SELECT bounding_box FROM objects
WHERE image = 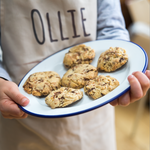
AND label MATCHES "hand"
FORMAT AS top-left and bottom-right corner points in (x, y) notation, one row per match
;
(0, 78), (29, 119)
(110, 70), (150, 106)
